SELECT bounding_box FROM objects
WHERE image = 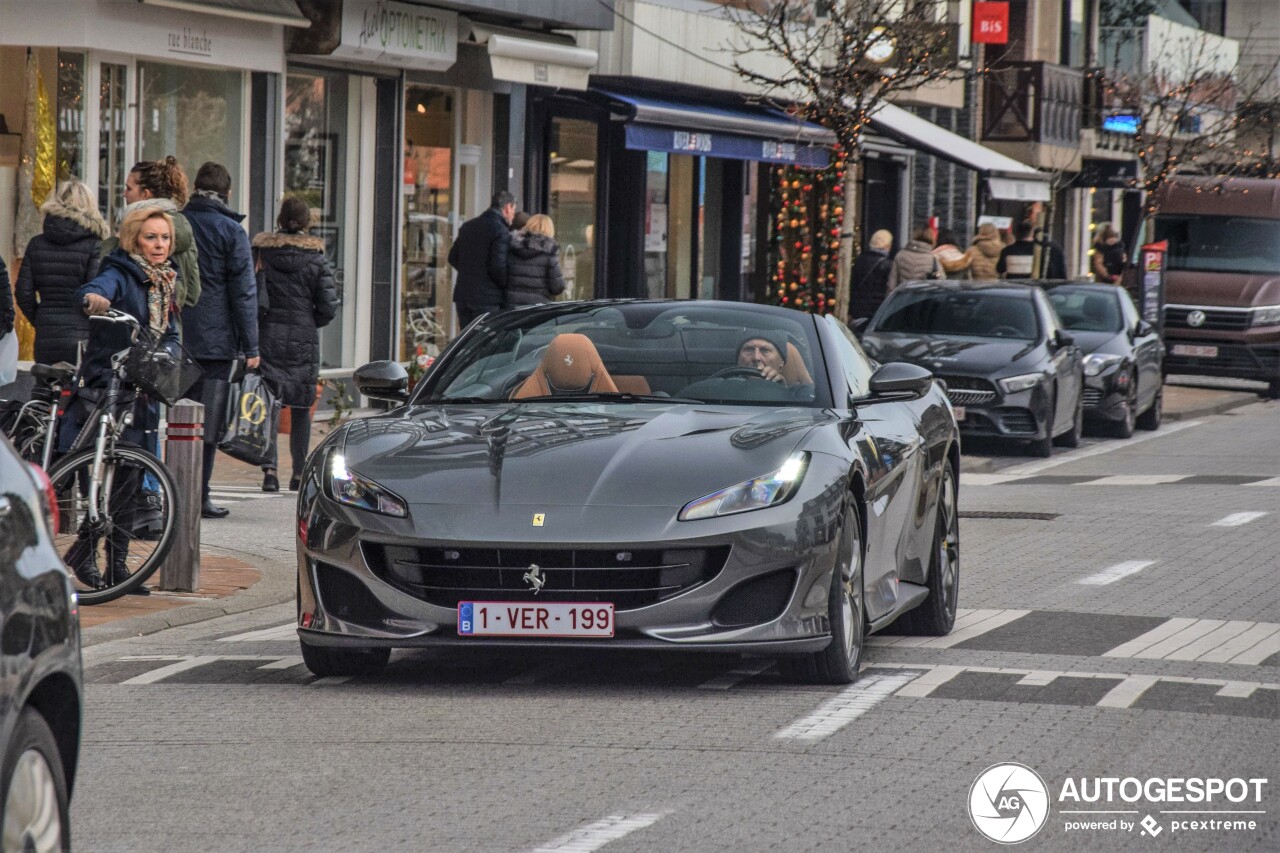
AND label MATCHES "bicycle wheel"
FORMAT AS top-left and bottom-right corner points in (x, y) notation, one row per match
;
(46, 444), (178, 605)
